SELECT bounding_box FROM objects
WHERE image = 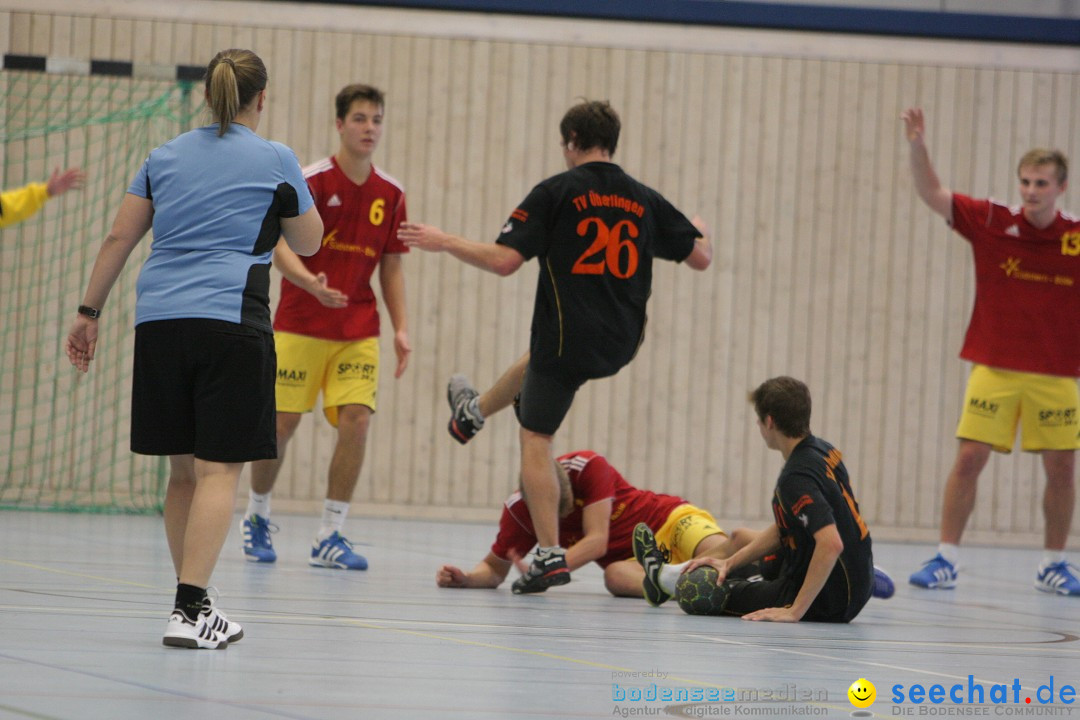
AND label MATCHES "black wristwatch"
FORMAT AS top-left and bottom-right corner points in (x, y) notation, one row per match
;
(77, 305), (101, 319)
